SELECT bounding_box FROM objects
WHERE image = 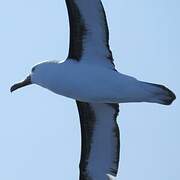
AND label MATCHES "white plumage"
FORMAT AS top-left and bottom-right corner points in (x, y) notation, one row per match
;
(31, 60), (175, 105)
